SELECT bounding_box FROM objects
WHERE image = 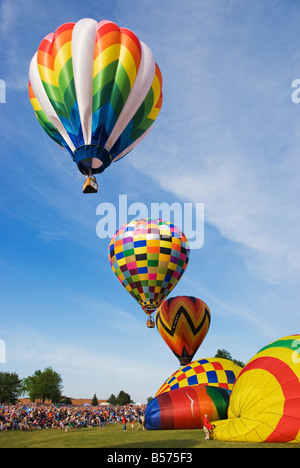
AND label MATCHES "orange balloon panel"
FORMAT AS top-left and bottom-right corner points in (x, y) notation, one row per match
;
(155, 296), (211, 366)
